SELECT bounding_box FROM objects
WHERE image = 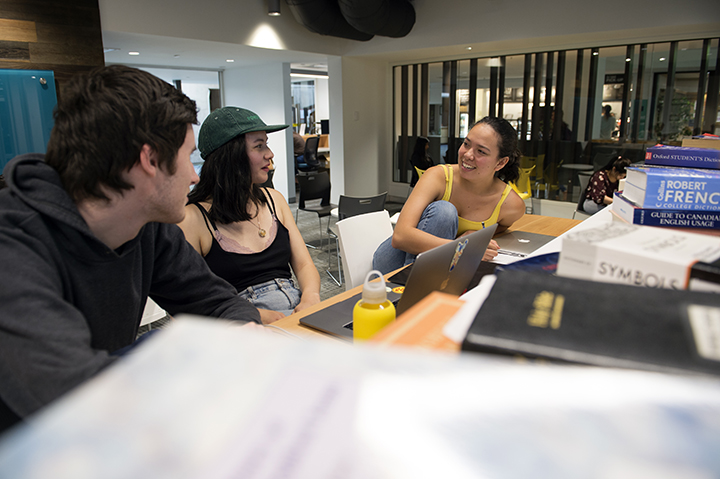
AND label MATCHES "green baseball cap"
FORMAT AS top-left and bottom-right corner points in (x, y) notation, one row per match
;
(198, 107), (289, 159)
